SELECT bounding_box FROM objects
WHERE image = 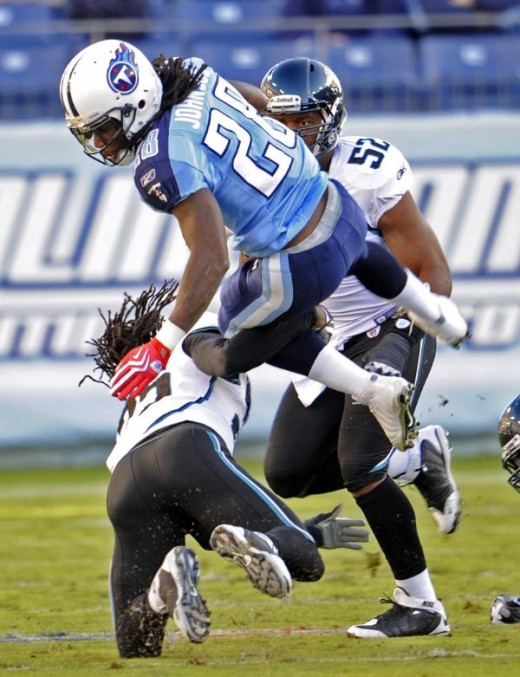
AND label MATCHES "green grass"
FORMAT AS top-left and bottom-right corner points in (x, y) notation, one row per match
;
(0, 453), (518, 676)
